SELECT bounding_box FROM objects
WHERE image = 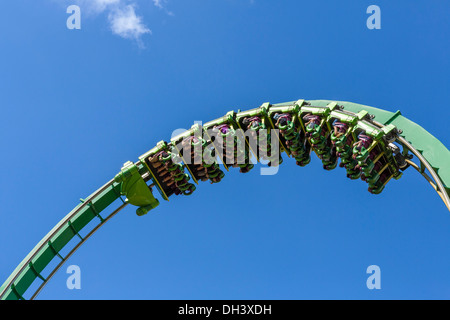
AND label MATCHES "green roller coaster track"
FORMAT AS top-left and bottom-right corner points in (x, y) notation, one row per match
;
(1, 99), (449, 300)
